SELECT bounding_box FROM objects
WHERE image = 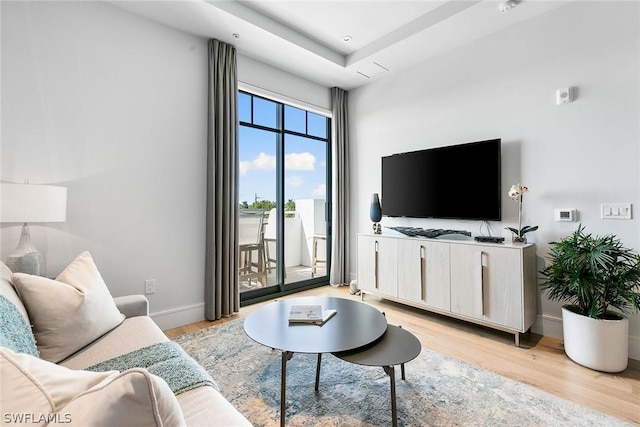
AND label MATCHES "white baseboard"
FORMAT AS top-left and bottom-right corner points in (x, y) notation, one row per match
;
(532, 313), (563, 339)
(150, 303), (205, 331)
(532, 314), (640, 362)
(630, 335), (640, 362)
